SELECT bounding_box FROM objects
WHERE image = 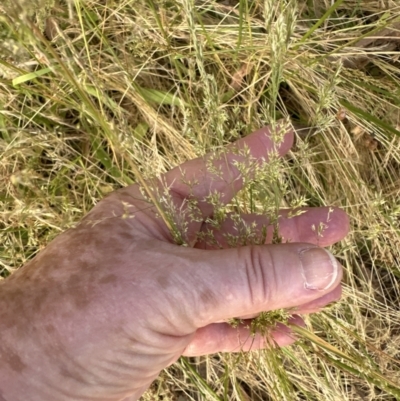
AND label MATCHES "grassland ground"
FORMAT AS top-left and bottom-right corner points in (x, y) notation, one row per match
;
(0, 0), (399, 399)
